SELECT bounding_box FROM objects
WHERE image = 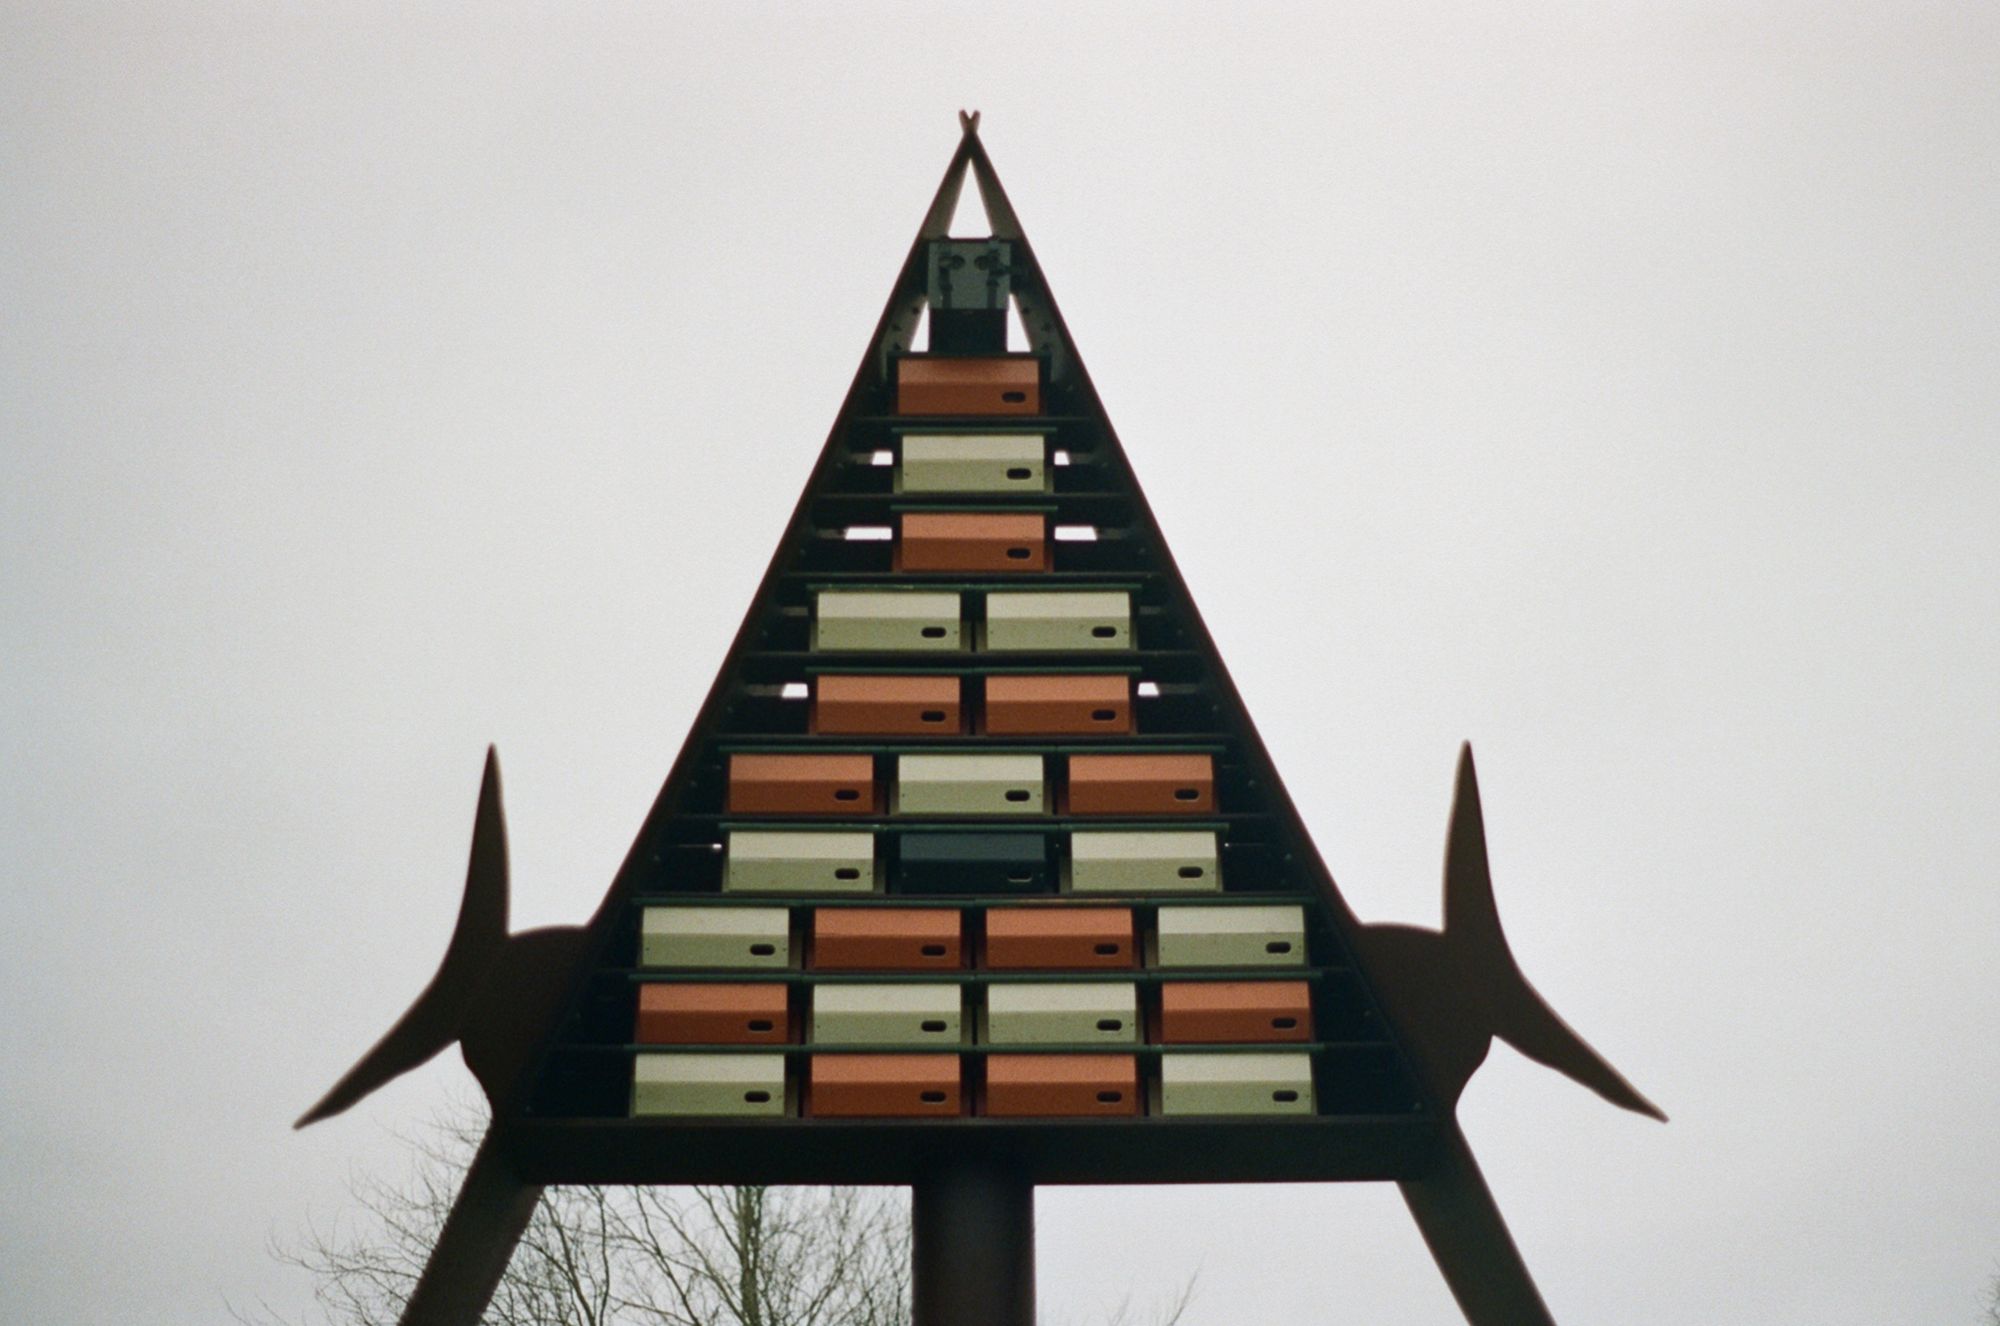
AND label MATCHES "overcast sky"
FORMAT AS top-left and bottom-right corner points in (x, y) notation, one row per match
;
(4, 3), (1998, 1323)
